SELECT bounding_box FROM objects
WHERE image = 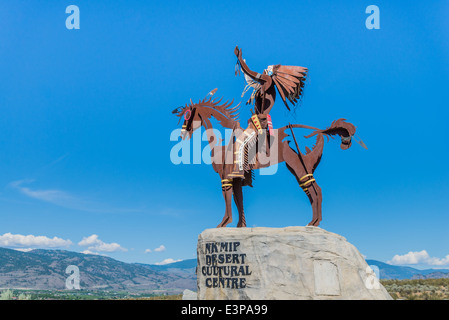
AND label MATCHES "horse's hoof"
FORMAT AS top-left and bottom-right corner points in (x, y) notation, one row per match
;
(217, 218), (231, 228)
